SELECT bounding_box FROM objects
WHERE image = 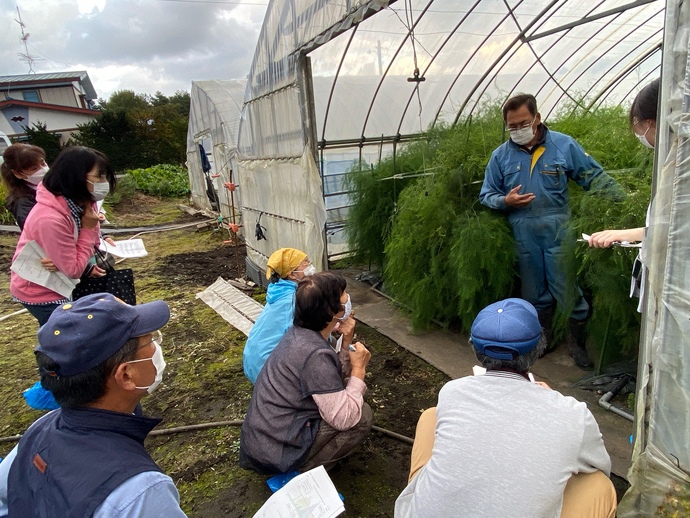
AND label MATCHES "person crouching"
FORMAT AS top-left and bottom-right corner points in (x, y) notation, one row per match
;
(240, 272), (373, 474)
